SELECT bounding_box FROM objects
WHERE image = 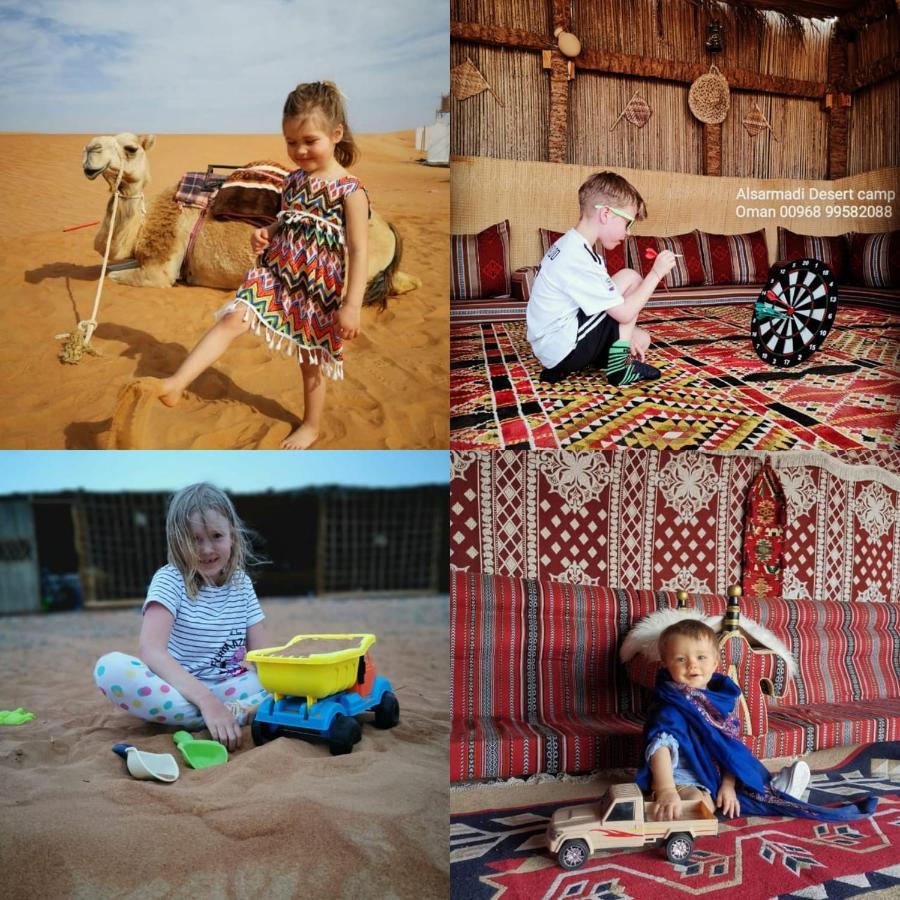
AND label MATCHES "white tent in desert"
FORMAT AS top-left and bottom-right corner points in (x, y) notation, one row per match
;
(416, 95), (449, 166)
